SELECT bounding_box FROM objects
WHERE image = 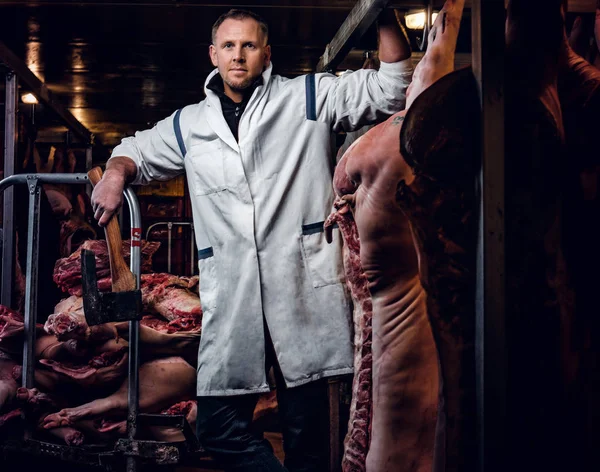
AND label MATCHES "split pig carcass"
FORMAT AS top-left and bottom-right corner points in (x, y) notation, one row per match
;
(326, 0), (598, 471)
